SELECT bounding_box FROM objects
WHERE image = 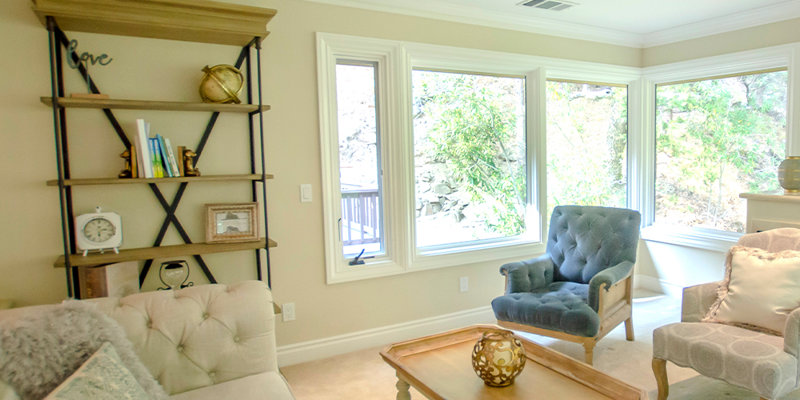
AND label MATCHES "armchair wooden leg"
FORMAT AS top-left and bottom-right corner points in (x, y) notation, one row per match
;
(583, 341), (595, 365)
(624, 317), (634, 341)
(652, 358), (668, 400)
